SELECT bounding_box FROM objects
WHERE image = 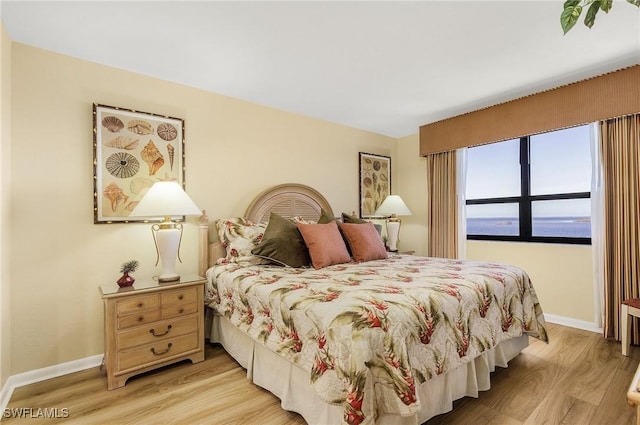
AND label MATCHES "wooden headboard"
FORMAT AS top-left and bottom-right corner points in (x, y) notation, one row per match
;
(198, 183), (334, 277)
